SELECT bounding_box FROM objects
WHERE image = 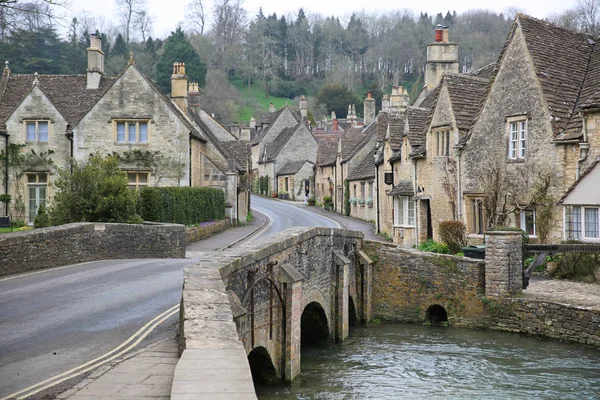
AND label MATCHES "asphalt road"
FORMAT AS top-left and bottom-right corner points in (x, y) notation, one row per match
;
(0, 196), (338, 398)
